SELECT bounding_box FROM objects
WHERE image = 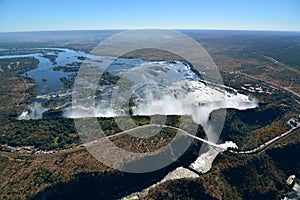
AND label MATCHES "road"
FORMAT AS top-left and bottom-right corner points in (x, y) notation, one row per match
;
(232, 55), (300, 99)
(9, 119), (299, 156)
(2, 123), (223, 155)
(162, 125), (224, 149)
(82, 123), (224, 150)
(227, 59), (300, 154)
(231, 123), (300, 155)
